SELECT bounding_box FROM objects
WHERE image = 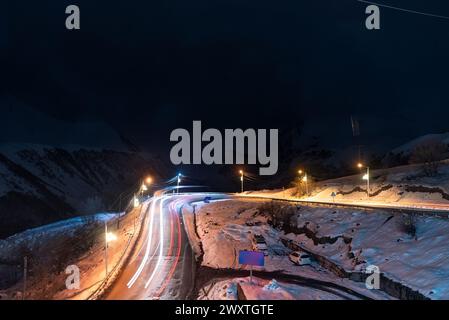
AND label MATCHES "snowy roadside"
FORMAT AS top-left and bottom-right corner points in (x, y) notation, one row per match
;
(189, 199), (393, 300)
(199, 277), (346, 300)
(232, 163), (449, 299)
(280, 205), (449, 299)
(182, 205), (203, 262)
(87, 200), (150, 300)
(0, 201), (150, 300)
(243, 162), (449, 214)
